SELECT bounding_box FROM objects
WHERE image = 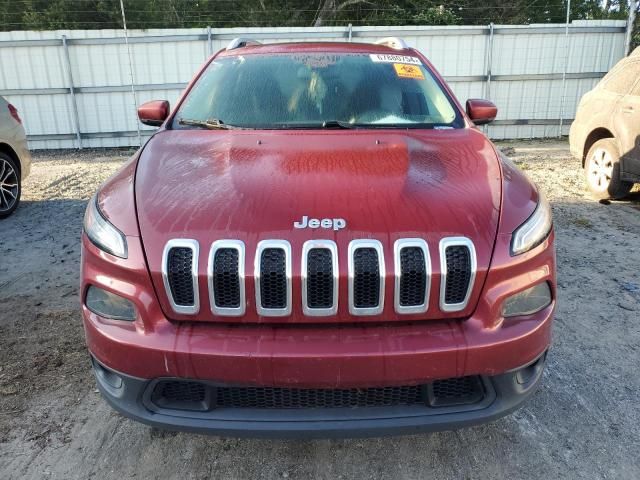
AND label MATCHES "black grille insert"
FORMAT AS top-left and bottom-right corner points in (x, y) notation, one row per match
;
(353, 248), (380, 308)
(444, 245), (472, 305)
(428, 376), (485, 407)
(150, 376), (486, 411)
(306, 248), (333, 309)
(399, 247), (427, 307)
(259, 248), (287, 309)
(167, 247), (194, 306)
(213, 248), (240, 308)
(151, 380), (208, 411)
(215, 385), (424, 409)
